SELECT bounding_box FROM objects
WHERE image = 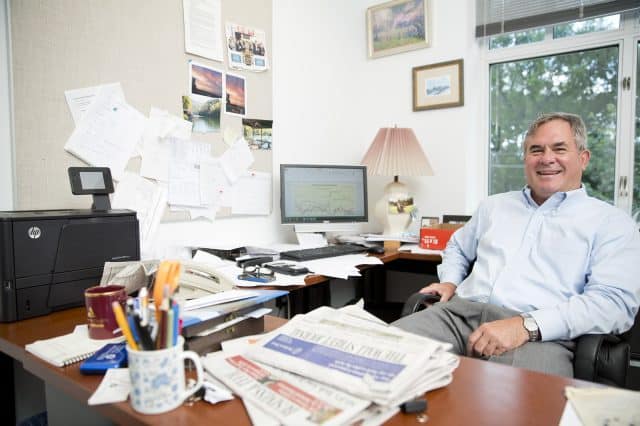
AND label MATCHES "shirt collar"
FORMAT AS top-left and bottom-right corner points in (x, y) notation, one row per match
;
(522, 185), (587, 209)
